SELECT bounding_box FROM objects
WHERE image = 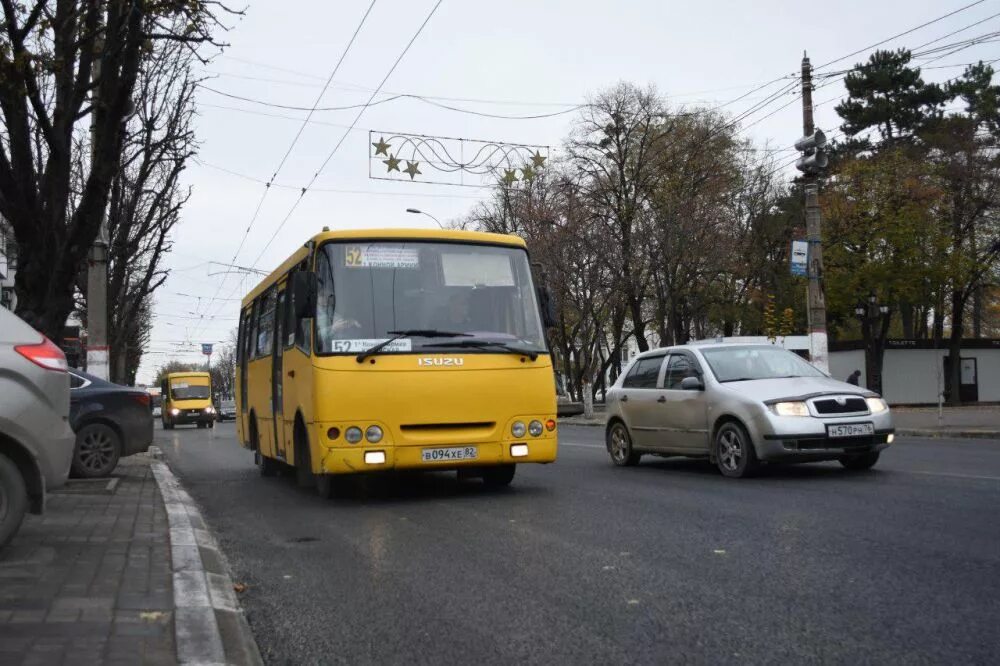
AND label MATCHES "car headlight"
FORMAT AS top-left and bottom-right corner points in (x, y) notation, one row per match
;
(770, 401), (810, 417)
(528, 420), (543, 437)
(365, 425), (383, 443)
(511, 421), (526, 438)
(345, 426), (363, 444)
(866, 397), (888, 414)
(170, 408), (180, 416)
